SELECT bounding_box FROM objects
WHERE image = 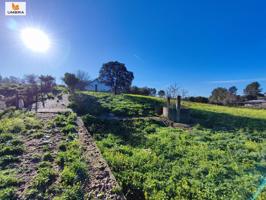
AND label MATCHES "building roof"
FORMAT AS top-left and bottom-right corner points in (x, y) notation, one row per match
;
(244, 100), (266, 104)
